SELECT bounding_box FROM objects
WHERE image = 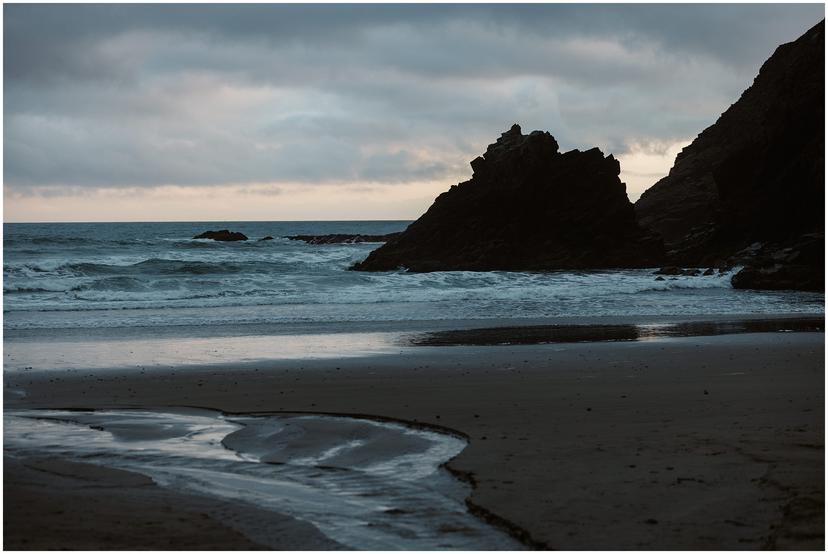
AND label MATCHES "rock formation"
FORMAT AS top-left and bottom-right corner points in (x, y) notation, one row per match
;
(353, 124), (663, 272)
(287, 233), (401, 245)
(730, 233), (824, 292)
(634, 20), (824, 290)
(193, 230), (248, 241)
